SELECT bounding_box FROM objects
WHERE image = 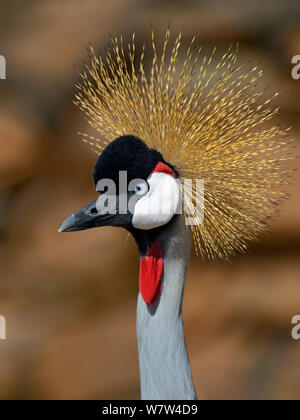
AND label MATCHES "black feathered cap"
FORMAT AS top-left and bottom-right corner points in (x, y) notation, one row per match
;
(93, 135), (165, 186)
